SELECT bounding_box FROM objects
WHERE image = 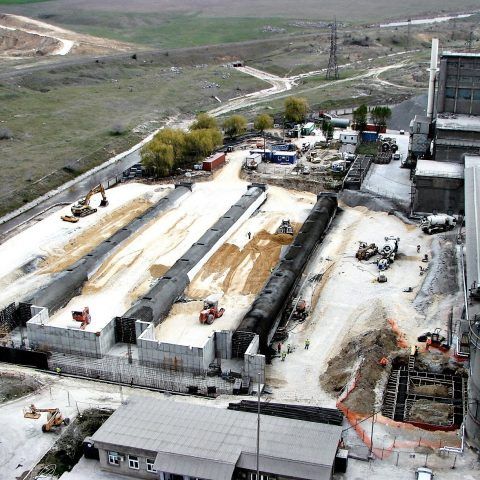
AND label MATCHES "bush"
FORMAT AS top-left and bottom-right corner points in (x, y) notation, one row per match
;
(0, 128), (13, 140)
(109, 123), (127, 136)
